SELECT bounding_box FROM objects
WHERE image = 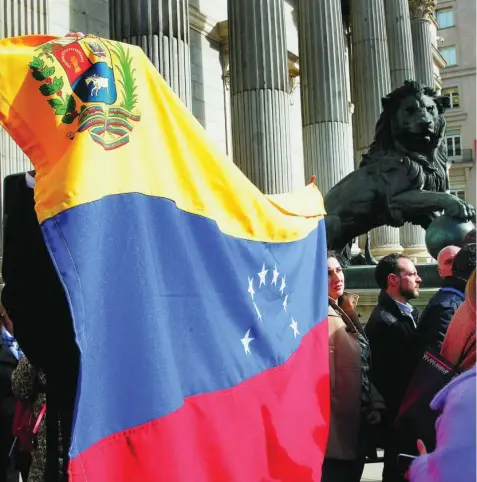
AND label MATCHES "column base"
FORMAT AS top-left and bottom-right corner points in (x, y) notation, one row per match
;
(401, 246), (433, 264)
(400, 223), (432, 263)
(370, 244), (404, 260)
(370, 225), (403, 259)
